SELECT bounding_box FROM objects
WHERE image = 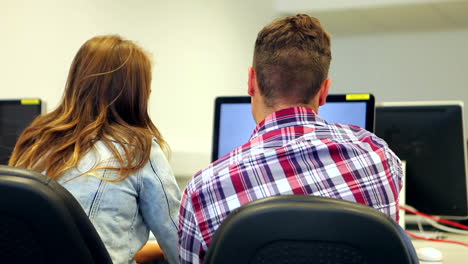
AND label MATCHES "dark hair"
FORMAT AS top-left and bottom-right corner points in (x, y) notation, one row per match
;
(10, 35), (167, 181)
(253, 14), (332, 107)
